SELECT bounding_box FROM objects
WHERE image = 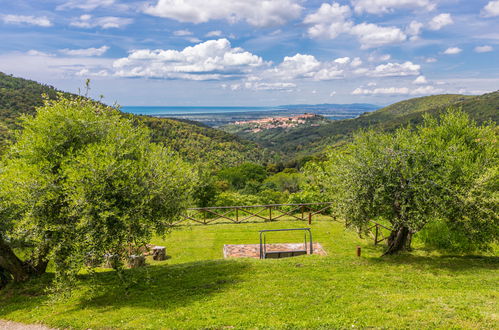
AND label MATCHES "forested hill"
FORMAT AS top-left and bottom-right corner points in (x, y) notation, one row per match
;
(0, 72), (273, 166)
(223, 91), (499, 157)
